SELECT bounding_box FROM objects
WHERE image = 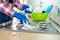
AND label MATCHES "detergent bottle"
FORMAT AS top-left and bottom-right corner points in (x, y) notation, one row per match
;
(45, 5), (53, 14)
